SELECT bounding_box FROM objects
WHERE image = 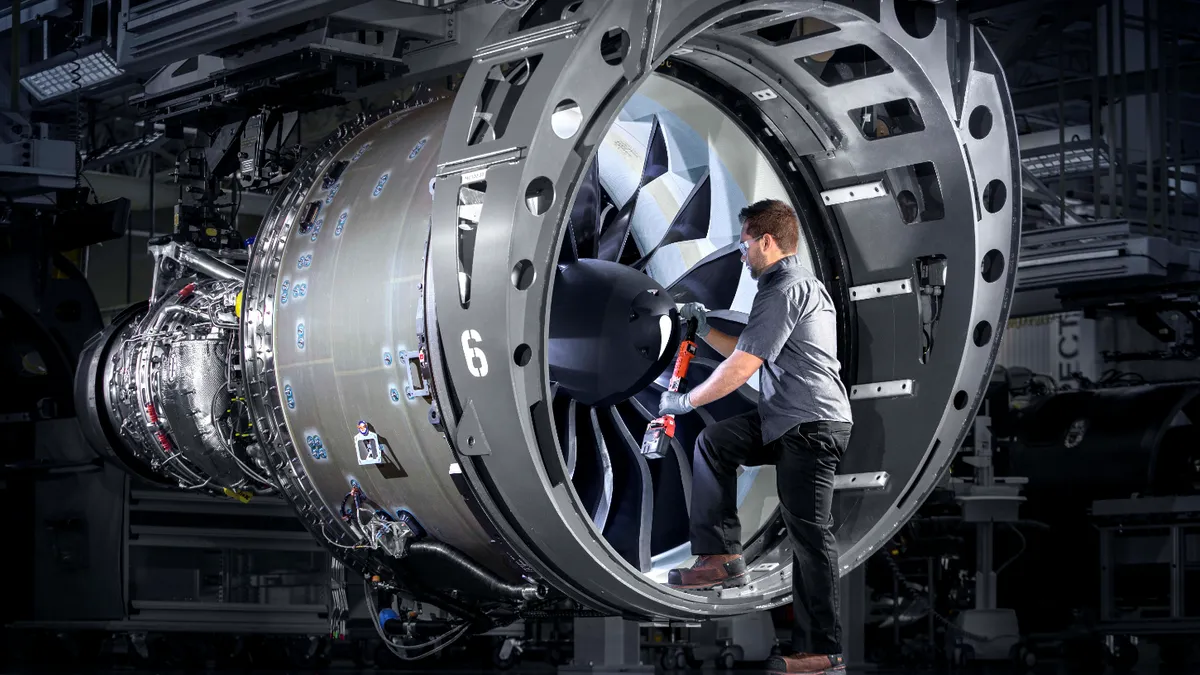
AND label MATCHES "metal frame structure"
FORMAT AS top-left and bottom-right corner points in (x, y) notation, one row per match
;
(418, 0), (1019, 619)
